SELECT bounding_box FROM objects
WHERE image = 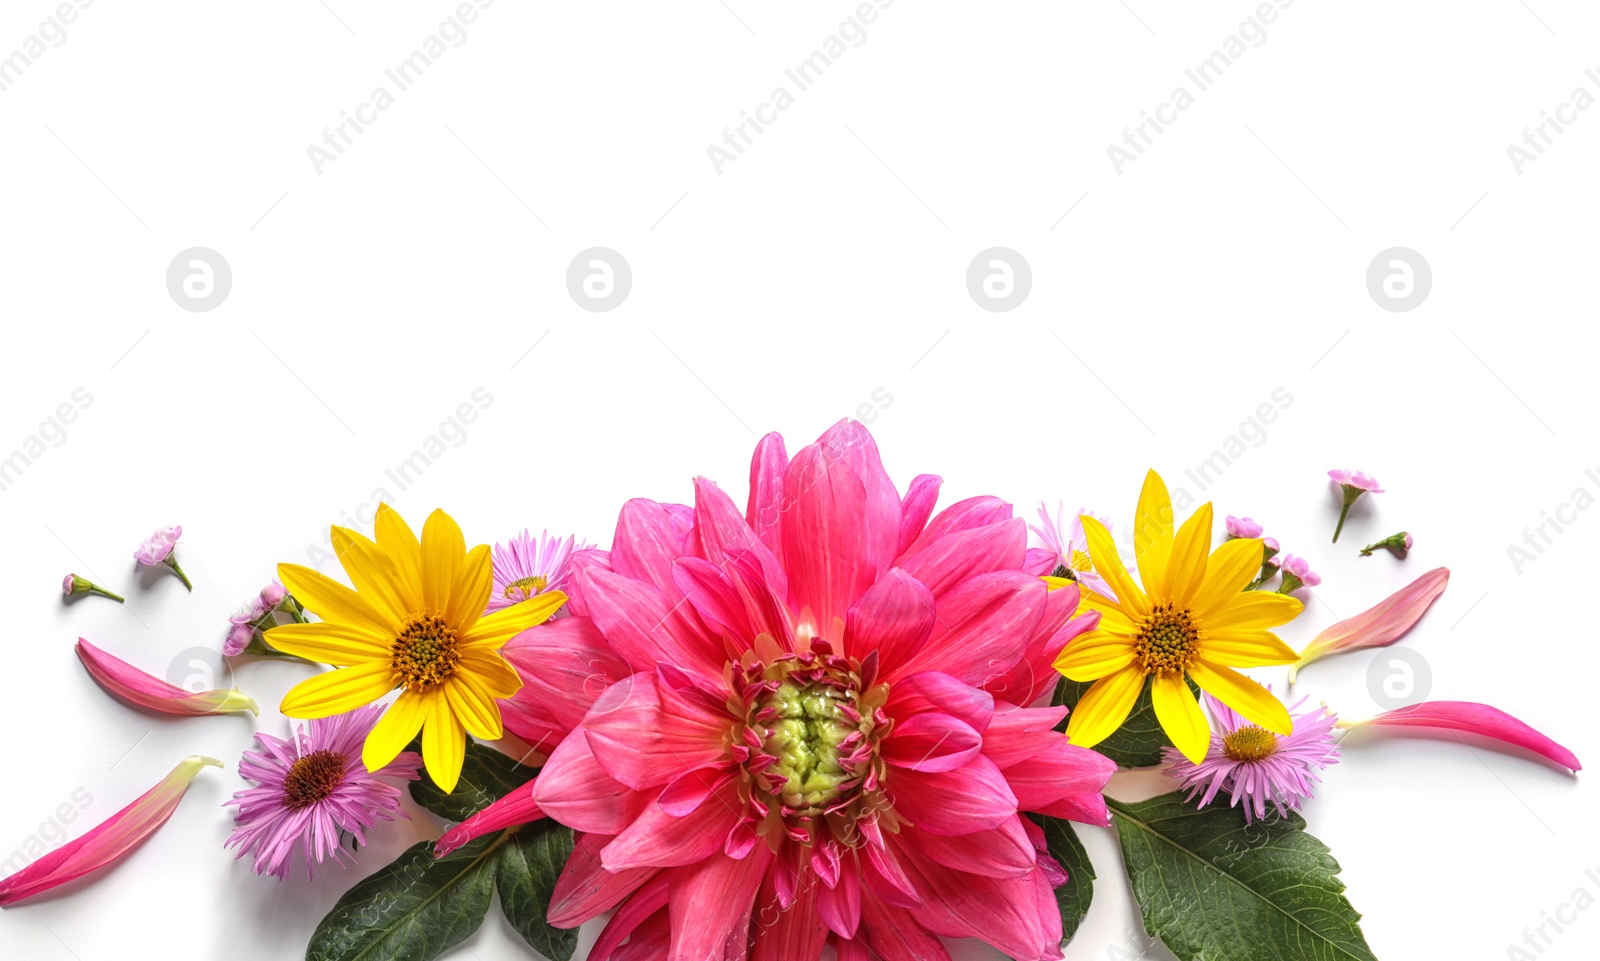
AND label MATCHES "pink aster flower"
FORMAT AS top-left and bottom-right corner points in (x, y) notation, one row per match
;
(62, 573), (124, 602)
(1328, 470), (1383, 543)
(225, 705), (422, 880)
(466, 420), (1114, 961)
(1028, 501), (1113, 599)
(1224, 515), (1263, 539)
(1162, 693), (1339, 824)
(1276, 553), (1321, 594)
(486, 530), (592, 614)
(134, 525), (191, 590)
